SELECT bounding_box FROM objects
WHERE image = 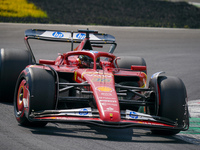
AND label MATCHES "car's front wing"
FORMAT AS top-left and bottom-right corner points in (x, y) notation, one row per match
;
(29, 107), (188, 131)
